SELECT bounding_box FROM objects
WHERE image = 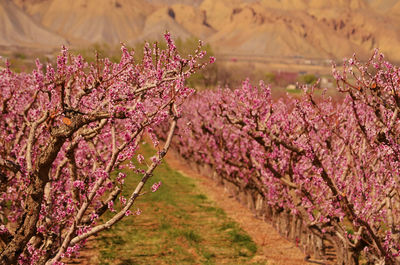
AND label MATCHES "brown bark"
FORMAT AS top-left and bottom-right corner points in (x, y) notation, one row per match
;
(0, 114), (108, 264)
(0, 134), (67, 265)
